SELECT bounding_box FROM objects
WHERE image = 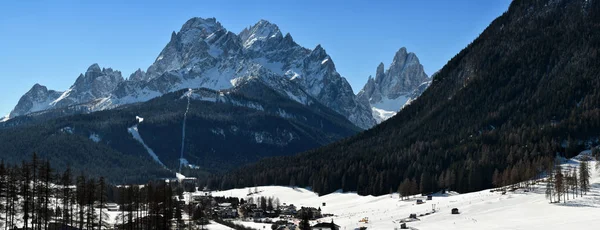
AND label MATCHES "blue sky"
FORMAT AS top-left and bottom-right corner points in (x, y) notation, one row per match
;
(0, 0), (511, 116)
